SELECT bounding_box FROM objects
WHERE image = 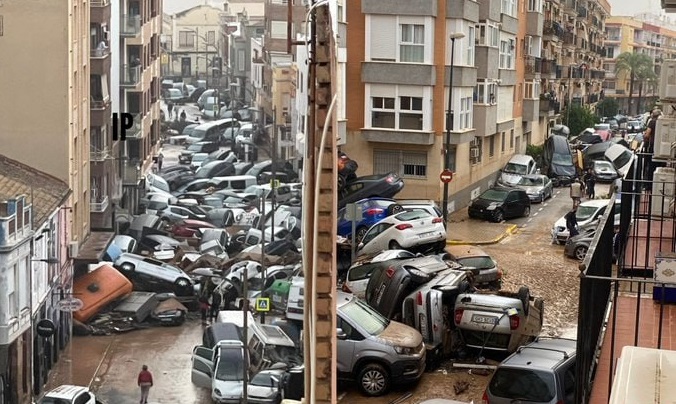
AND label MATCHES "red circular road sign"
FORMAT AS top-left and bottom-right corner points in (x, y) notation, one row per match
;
(440, 169), (454, 183)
